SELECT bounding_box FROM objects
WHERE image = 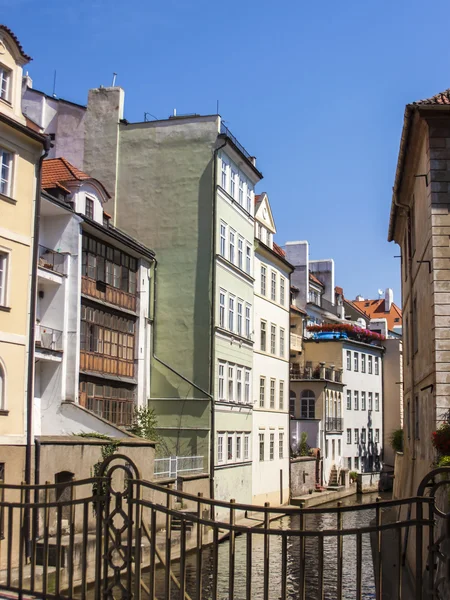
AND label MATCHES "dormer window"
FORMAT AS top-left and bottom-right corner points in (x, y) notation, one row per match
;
(0, 66), (11, 103)
(85, 197), (94, 220)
